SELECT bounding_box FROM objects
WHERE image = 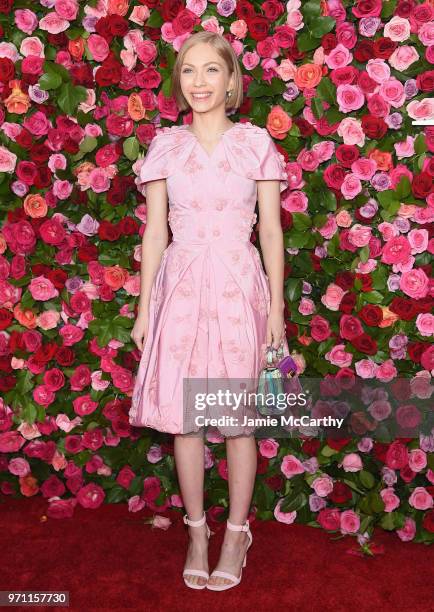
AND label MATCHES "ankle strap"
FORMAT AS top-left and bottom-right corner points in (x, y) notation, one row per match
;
(183, 511), (206, 527)
(227, 519), (250, 532)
